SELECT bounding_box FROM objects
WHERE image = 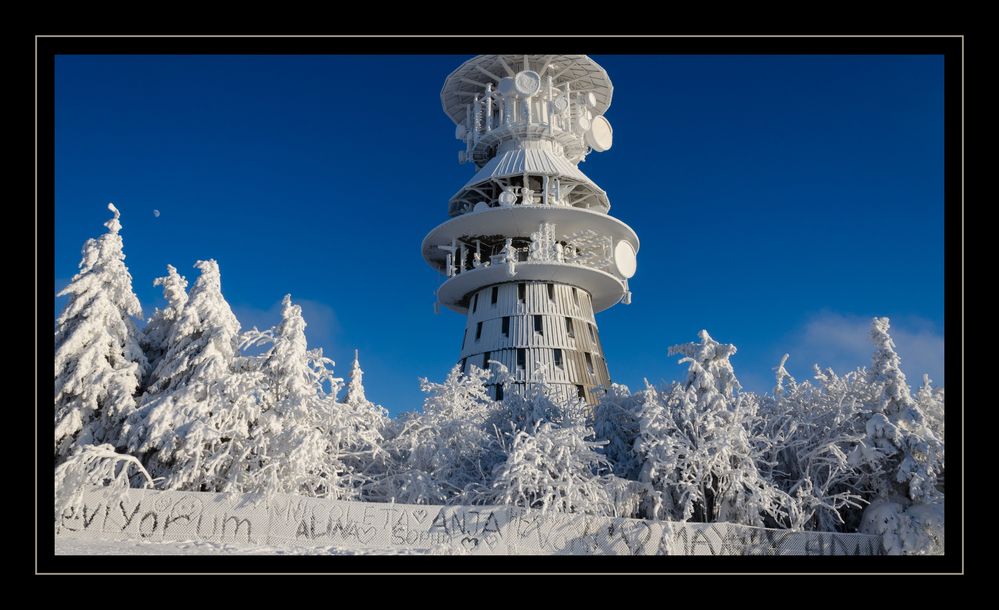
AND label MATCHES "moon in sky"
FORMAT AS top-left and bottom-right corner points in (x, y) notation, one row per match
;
(153, 209), (160, 218)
